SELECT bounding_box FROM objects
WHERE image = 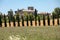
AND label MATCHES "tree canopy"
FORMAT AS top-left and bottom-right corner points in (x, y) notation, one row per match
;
(52, 7), (60, 18)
